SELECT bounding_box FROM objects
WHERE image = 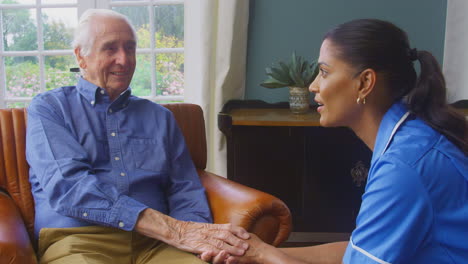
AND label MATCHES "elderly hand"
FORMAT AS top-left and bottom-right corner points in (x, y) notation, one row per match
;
(200, 233), (269, 264)
(173, 221), (250, 256)
(135, 209), (250, 257)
